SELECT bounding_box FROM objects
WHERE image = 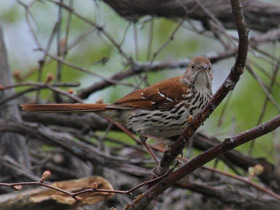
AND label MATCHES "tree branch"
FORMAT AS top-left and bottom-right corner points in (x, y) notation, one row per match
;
(154, 0), (249, 176)
(77, 48), (237, 99)
(125, 0), (249, 208)
(126, 113), (280, 209)
(103, 0), (280, 32)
